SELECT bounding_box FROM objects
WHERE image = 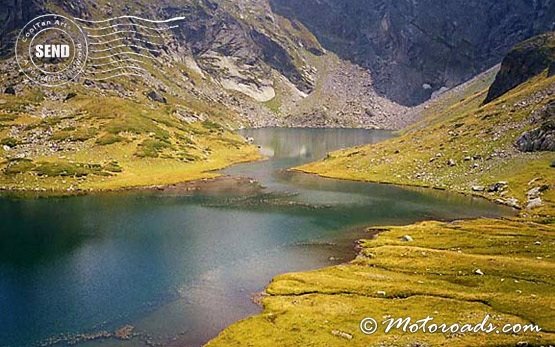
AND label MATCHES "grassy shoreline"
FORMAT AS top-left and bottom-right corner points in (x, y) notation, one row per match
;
(0, 147), (261, 198)
(207, 216), (555, 346)
(206, 198), (554, 346)
(0, 97), (263, 197)
(292, 168), (523, 209)
(0, 148), (261, 197)
(0, 89), (264, 197)
(295, 72), (555, 216)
